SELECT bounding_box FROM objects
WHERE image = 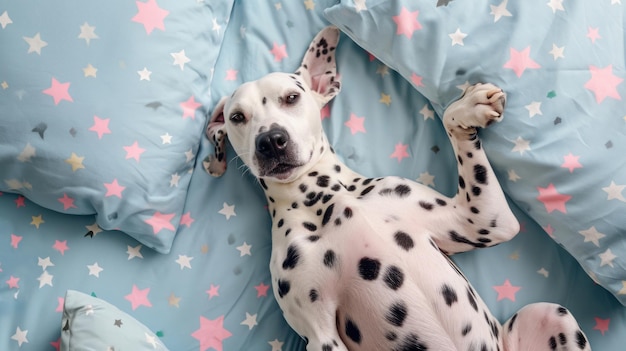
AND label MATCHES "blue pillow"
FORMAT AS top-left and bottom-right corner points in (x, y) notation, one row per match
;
(326, 0), (626, 304)
(61, 290), (170, 351)
(0, 0), (234, 253)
